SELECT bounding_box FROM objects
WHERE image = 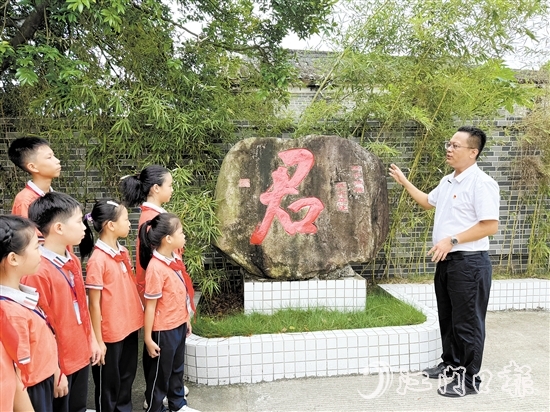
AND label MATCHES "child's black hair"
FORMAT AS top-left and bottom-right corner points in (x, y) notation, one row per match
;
(120, 165), (170, 208)
(8, 137), (51, 173)
(79, 200), (127, 259)
(28, 192), (82, 236)
(138, 213), (181, 270)
(0, 215), (36, 263)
